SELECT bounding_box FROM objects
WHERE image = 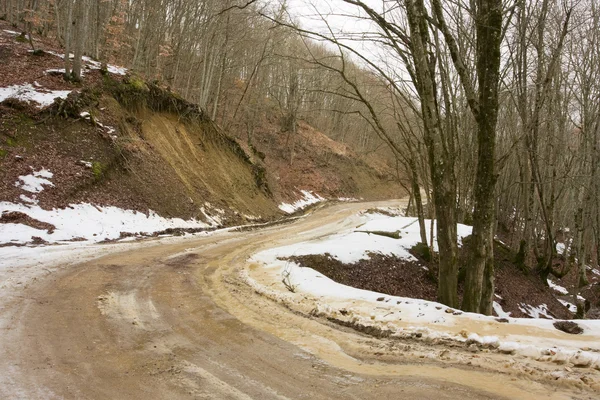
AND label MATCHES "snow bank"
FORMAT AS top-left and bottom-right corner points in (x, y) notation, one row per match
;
(246, 209), (600, 372)
(256, 213), (472, 265)
(0, 84), (71, 108)
(279, 190), (325, 214)
(0, 202), (214, 245)
(2, 165), (234, 245)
